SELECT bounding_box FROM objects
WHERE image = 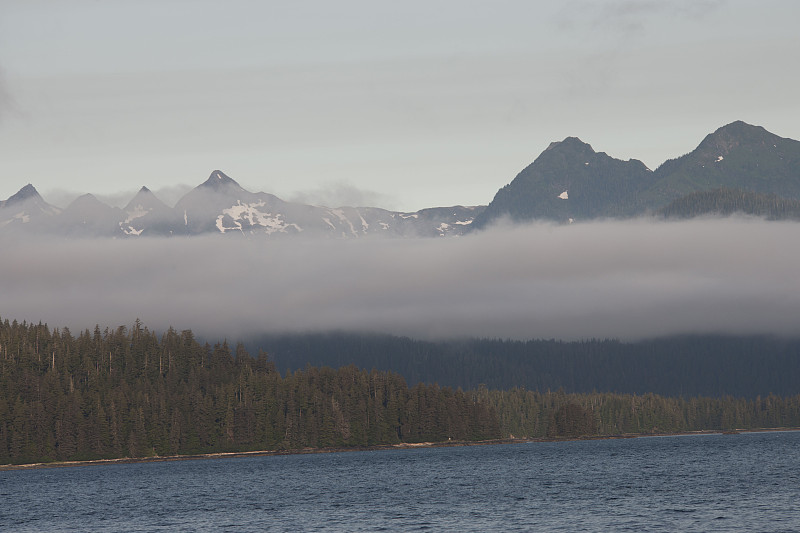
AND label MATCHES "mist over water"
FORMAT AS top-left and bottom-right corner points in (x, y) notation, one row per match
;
(1, 217), (798, 341)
